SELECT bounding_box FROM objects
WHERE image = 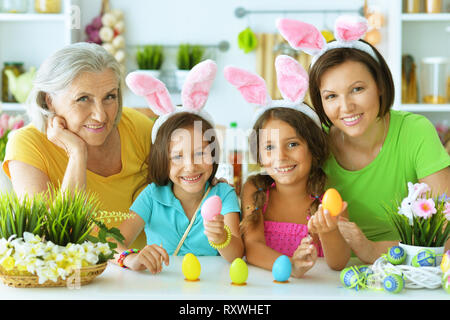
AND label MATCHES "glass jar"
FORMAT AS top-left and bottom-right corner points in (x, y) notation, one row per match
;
(0, 0), (28, 13)
(405, 0), (421, 13)
(1, 62), (24, 103)
(34, 0), (61, 13)
(425, 0), (441, 13)
(420, 57), (448, 104)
